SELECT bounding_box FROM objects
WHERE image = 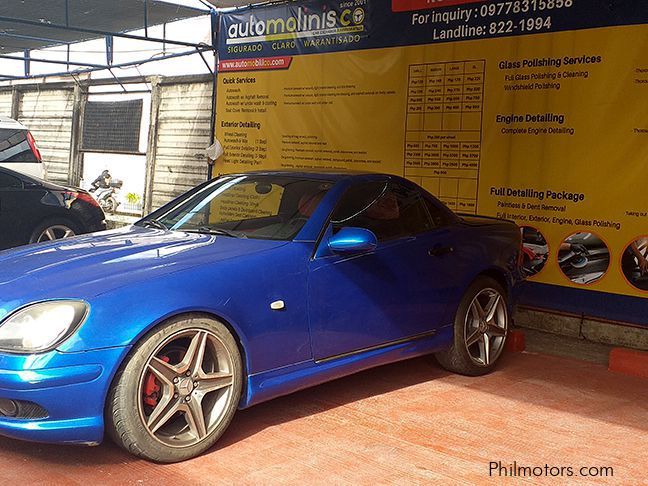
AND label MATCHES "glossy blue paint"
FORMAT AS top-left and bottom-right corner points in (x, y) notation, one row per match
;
(0, 346), (127, 444)
(327, 227), (377, 254)
(309, 225), (468, 360)
(0, 171), (522, 445)
(243, 323), (454, 408)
